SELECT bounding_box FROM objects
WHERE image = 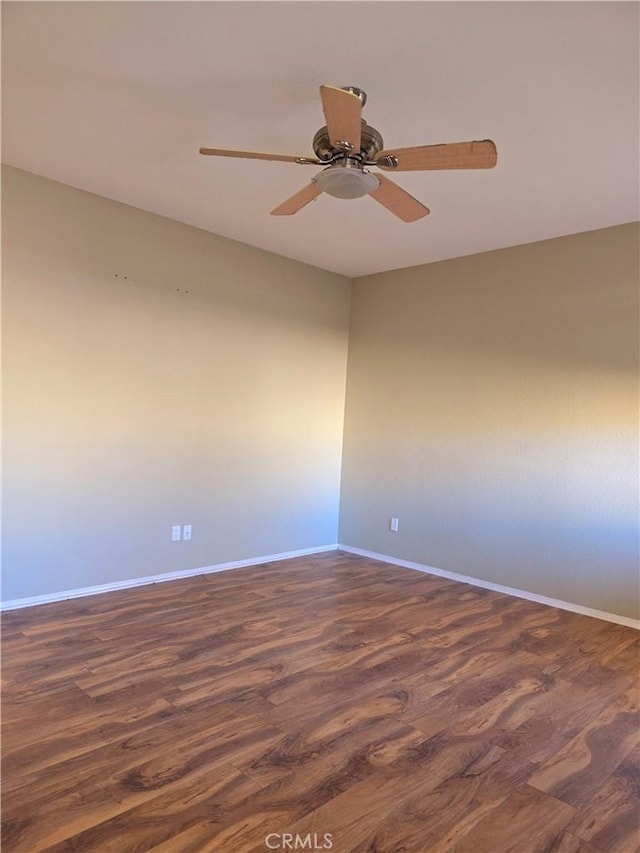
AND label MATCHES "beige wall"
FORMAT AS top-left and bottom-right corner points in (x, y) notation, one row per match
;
(2, 166), (351, 600)
(340, 224), (639, 619)
(3, 166), (637, 619)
